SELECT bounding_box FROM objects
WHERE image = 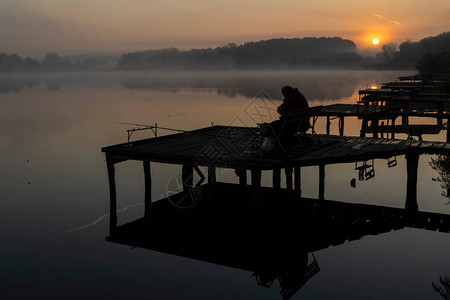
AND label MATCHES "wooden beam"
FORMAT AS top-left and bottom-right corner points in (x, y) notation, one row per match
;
(319, 164), (325, 200)
(405, 152), (419, 211)
(106, 156), (117, 235)
(143, 161), (152, 217)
